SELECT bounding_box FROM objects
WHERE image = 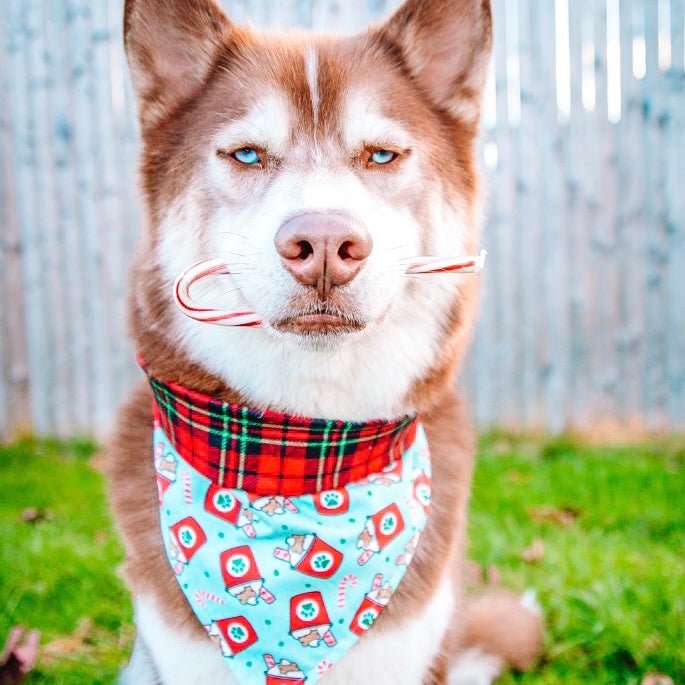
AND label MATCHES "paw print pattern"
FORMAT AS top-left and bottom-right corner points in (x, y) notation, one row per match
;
(313, 489), (350, 516)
